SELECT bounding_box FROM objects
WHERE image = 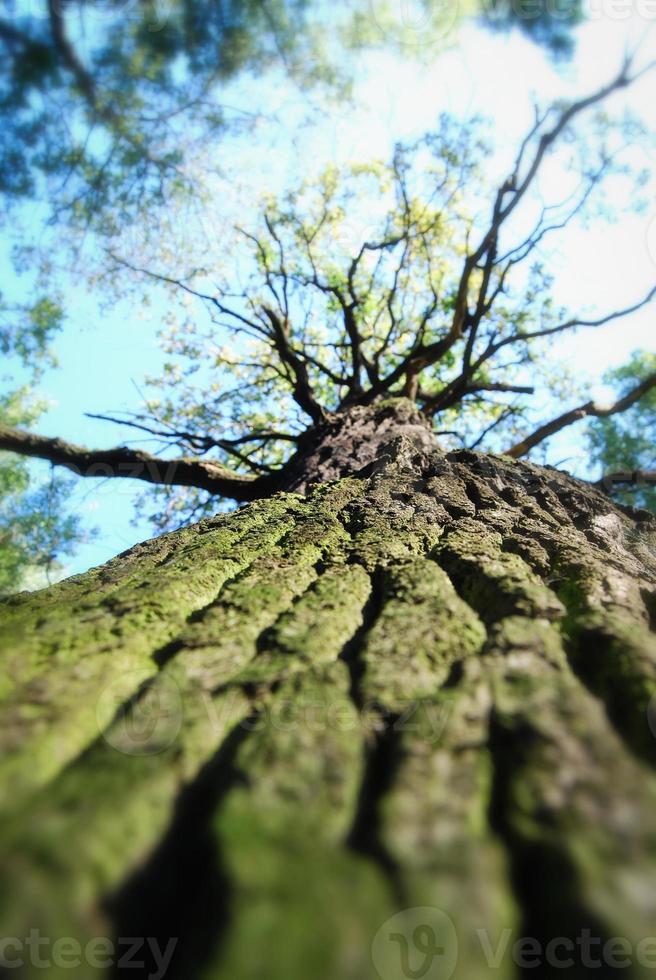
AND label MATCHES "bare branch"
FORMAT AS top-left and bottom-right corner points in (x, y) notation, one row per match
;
(468, 406), (519, 450)
(261, 306), (326, 423)
(473, 285), (656, 372)
(505, 372), (656, 459)
(85, 412), (297, 472)
(496, 59), (639, 230)
(420, 378), (534, 416)
(424, 60), (653, 391)
(0, 425), (275, 502)
(107, 253), (329, 422)
(598, 469), (656, 493)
